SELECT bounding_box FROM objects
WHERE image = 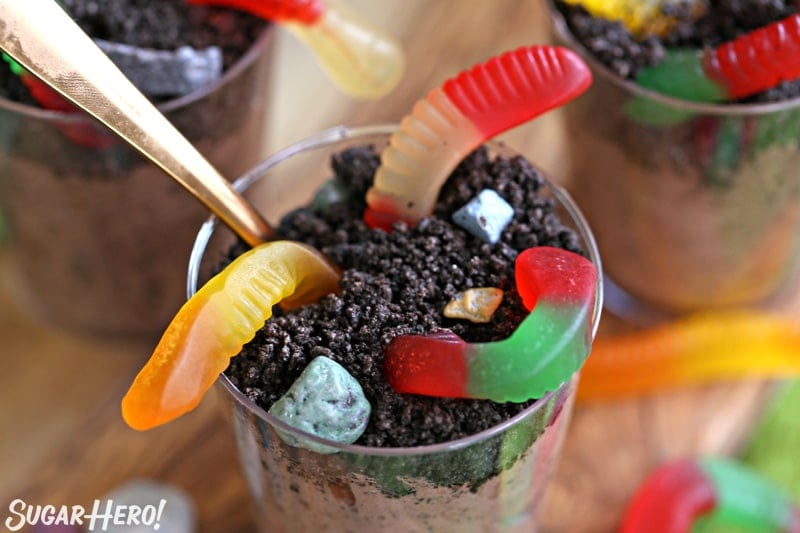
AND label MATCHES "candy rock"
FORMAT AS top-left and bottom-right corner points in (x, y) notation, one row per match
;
(452, 189), (514, 244)
(313, 178), (353, 212)
(444, 287), (504, 323)
(100, 479), (196, 533)
(95, 39), (223, 97)
(269, 356), (371, 453)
